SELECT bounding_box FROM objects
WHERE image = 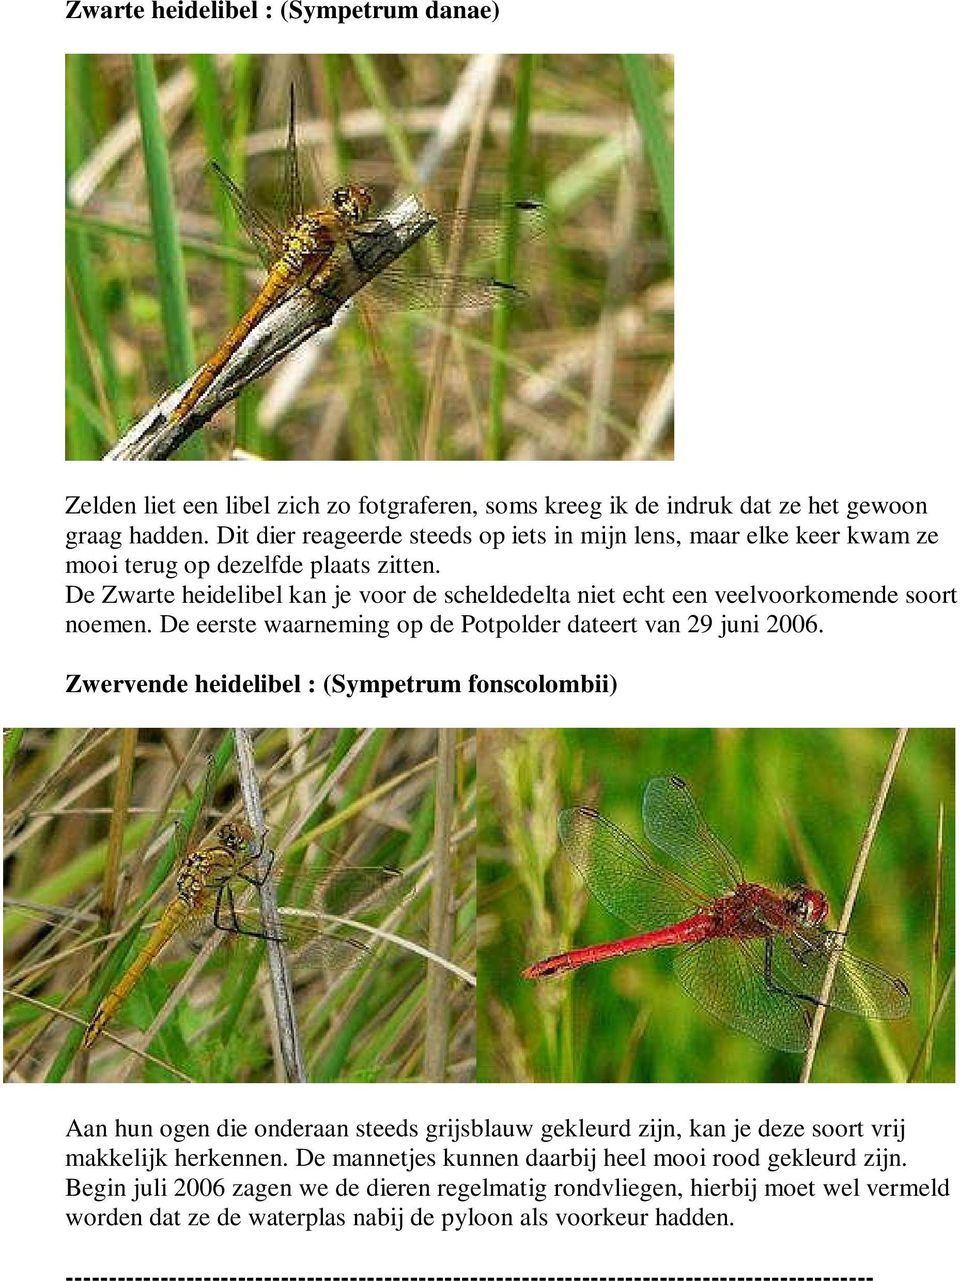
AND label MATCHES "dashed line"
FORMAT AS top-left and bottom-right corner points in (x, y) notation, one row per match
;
(66, 1274), (876, 1280)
